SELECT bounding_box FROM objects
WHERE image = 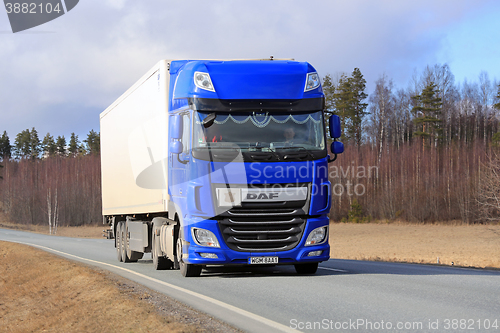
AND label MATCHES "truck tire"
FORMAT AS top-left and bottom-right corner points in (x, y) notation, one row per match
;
(120, 222), (131, 262)
(123, 222), (143, 262)
(294, 262), (319, 274)
(116, 222), (123, 262)
(152, 233), (171, 270)
(177, 237), (201, 277)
